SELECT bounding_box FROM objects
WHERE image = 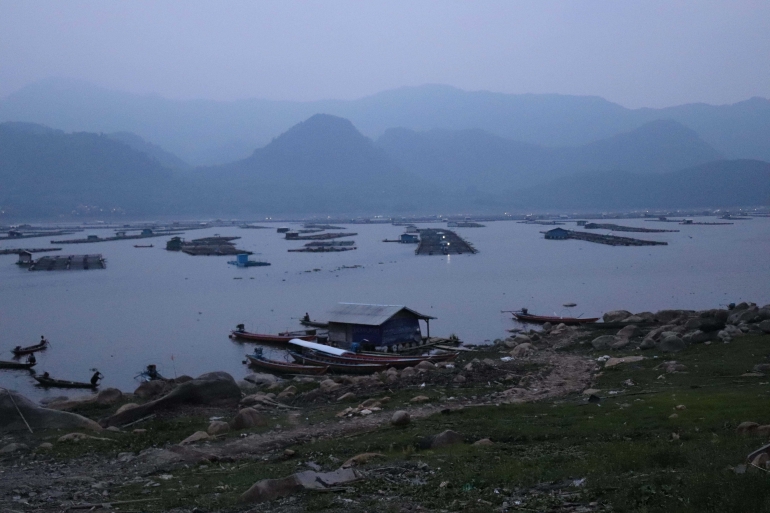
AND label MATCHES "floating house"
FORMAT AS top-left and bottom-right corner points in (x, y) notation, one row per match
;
(400, 233), (419, 244)
(16, 251), (33, 266)
(326, 303), (435, 350)
(544, 227), (571, 240)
